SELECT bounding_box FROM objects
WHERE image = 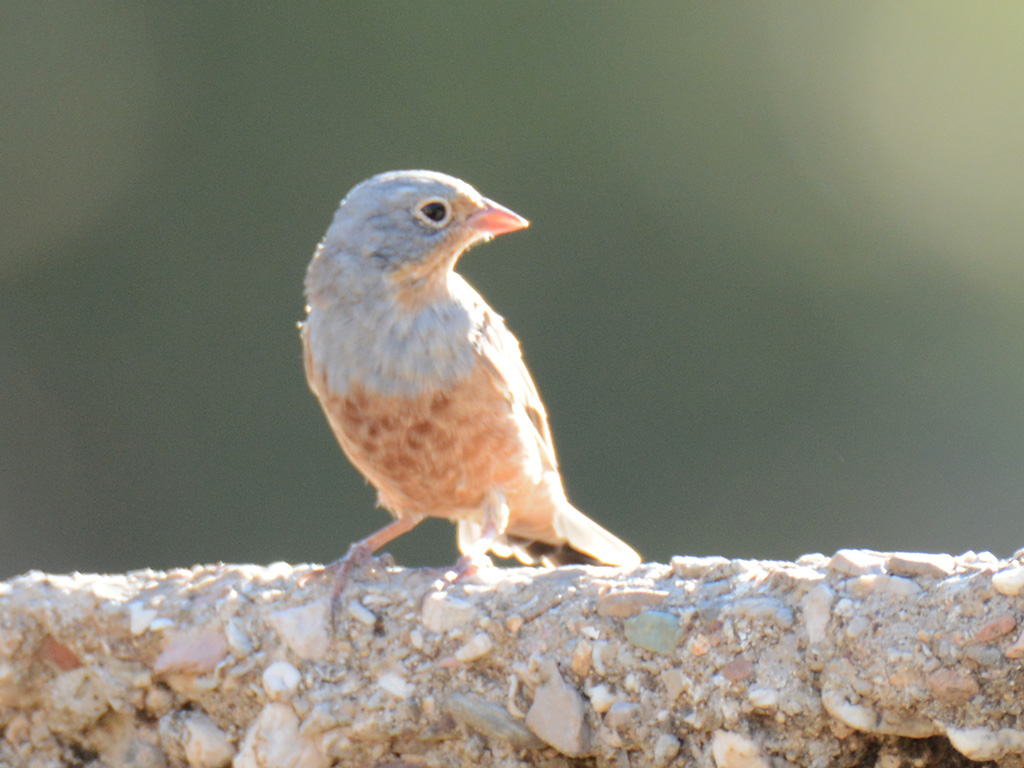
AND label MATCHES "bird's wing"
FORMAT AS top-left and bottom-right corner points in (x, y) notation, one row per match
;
(465, 289), (641, 569)
(471, 305), (560, 475)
